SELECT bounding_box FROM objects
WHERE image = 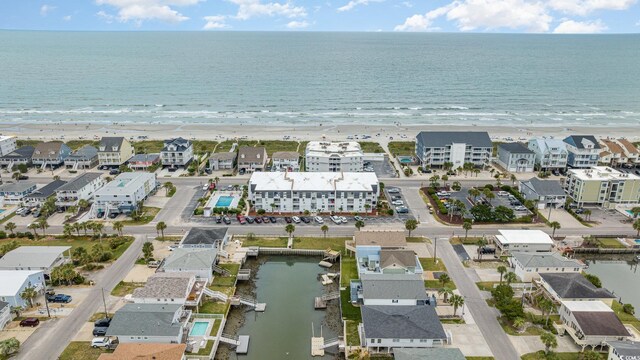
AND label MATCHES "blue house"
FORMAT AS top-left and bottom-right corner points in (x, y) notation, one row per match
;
(563, 135), (600, 169)
(355, 247), (423, 275)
